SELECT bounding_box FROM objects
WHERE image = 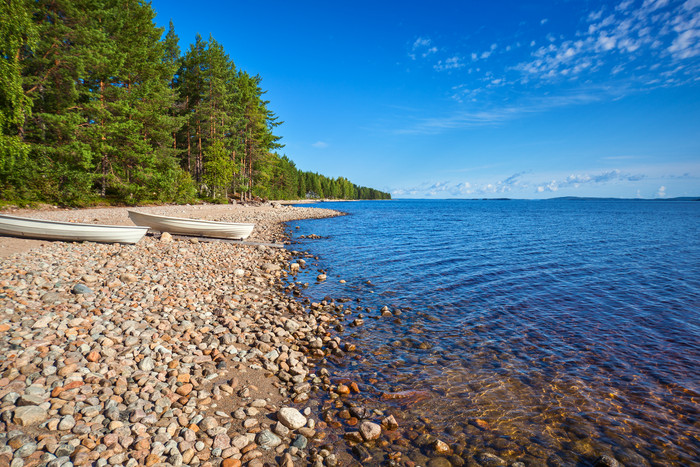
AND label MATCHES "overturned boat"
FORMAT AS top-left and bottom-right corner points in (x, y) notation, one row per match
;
(0, 214), (149, 244)
(128, 210), (254, 240)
